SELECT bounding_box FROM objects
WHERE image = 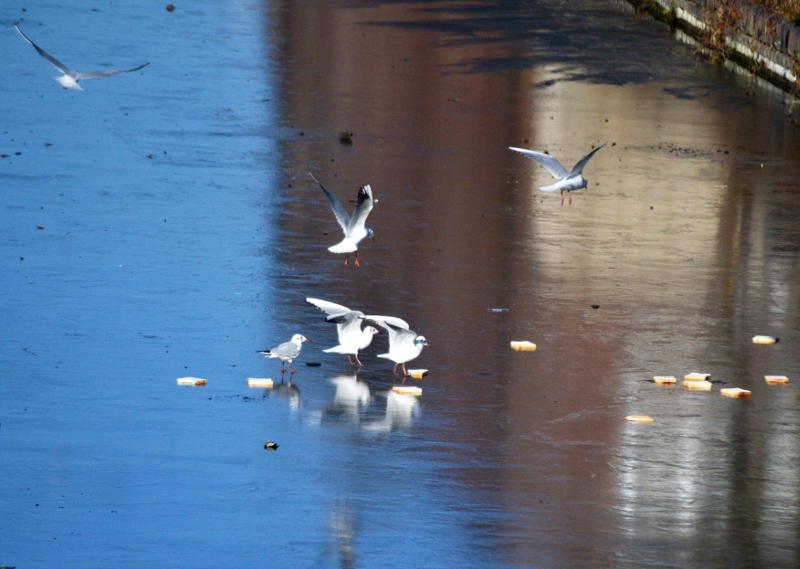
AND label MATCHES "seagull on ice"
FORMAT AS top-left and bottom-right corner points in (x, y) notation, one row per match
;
(305, 297), (386, 367)
(258, 333), (309, 374)
(509, 143), (605, 205)
(15, 24), (149, 91)
(309, 172), (375, 267)
(375, 318), (429, 377)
